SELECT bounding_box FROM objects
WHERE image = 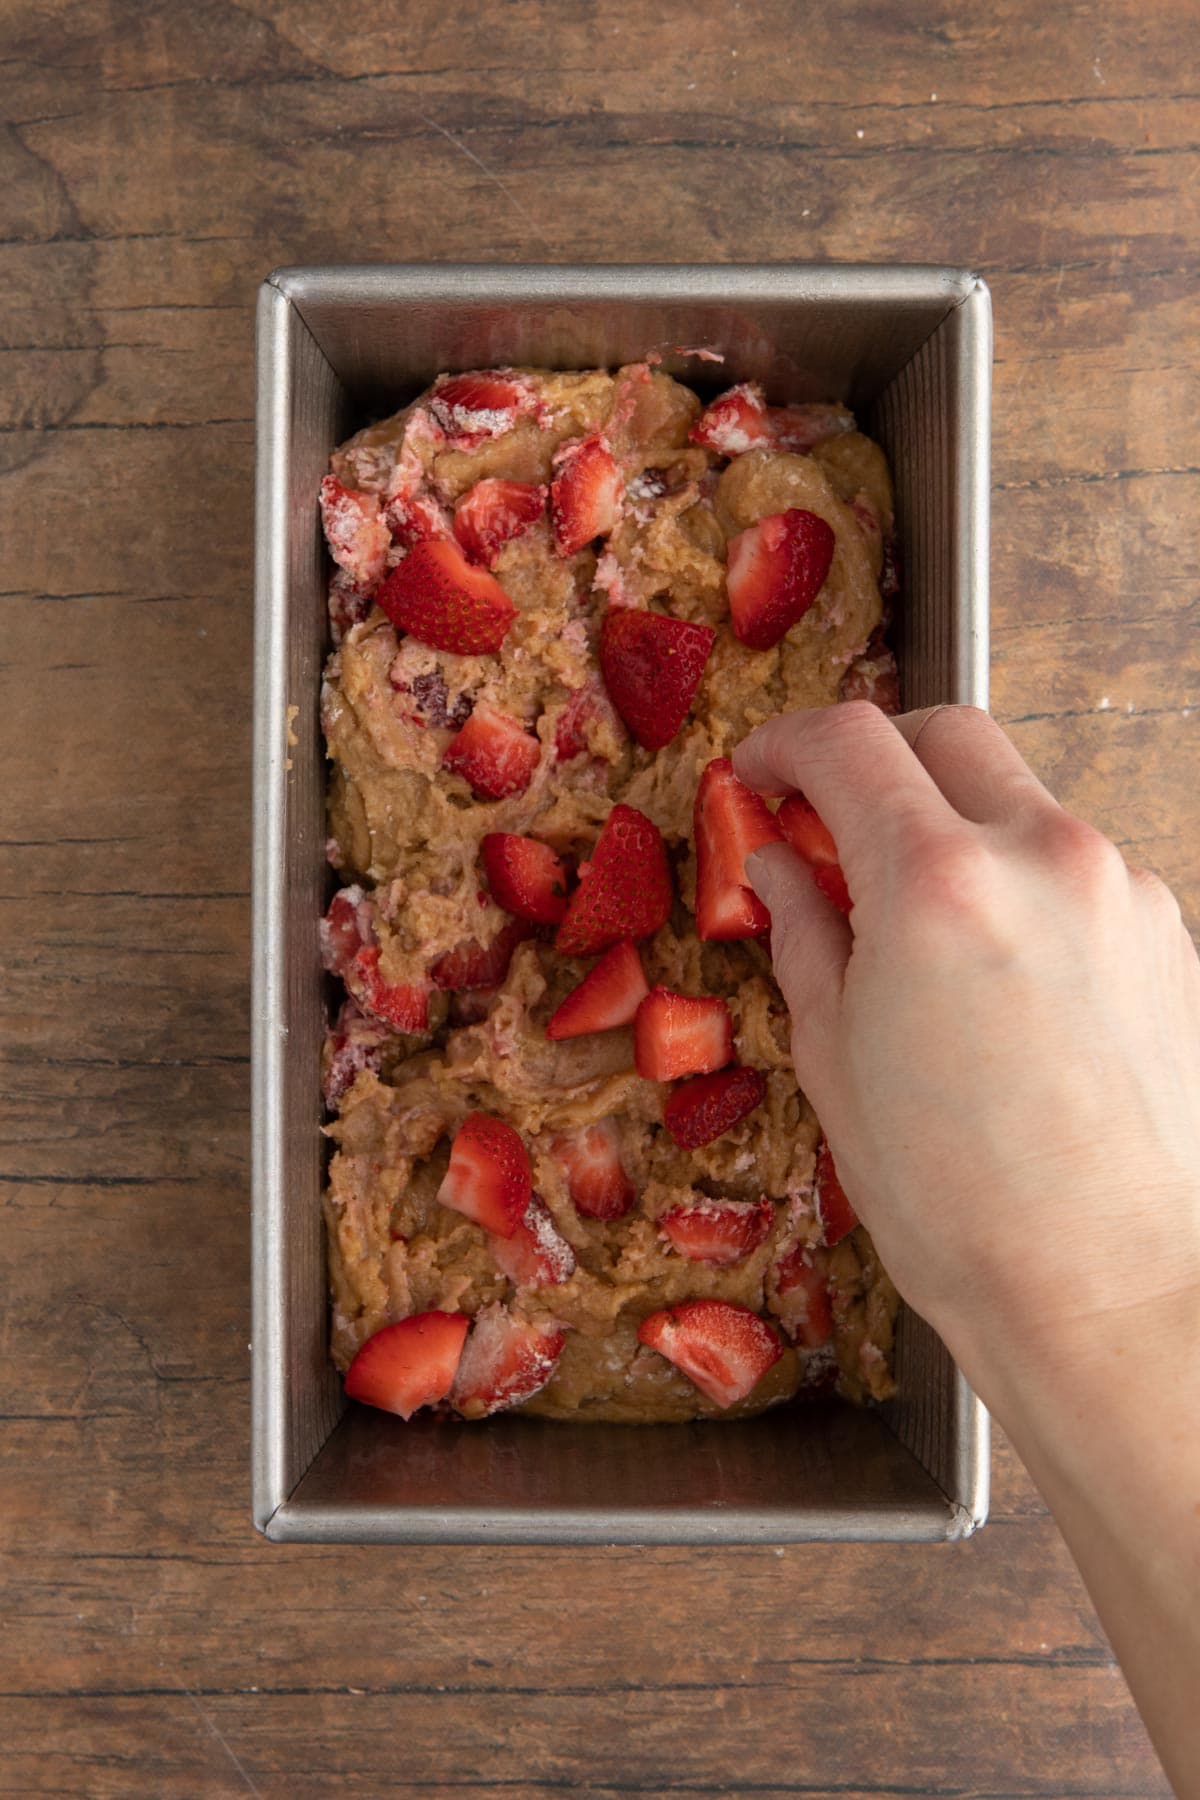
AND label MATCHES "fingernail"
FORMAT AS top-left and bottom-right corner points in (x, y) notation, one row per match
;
(743, 848), (774, 905)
